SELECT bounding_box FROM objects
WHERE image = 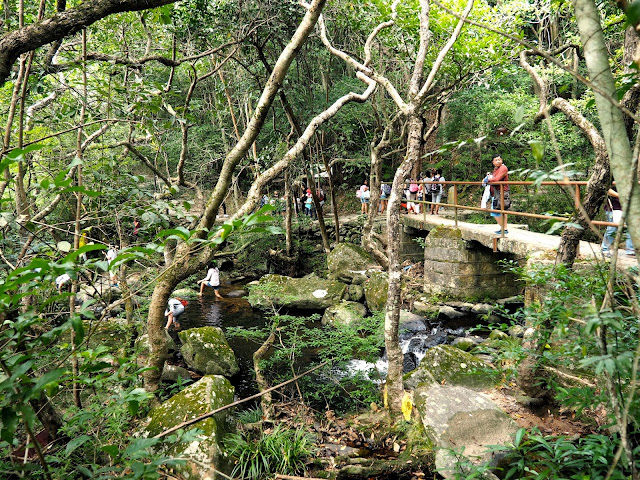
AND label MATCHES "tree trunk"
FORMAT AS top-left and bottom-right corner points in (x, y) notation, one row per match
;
(253, 330), (276, 420)
(574, 0), (640, 253)
(143, 0), (327, 392)
(573, 0), (639, 474)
